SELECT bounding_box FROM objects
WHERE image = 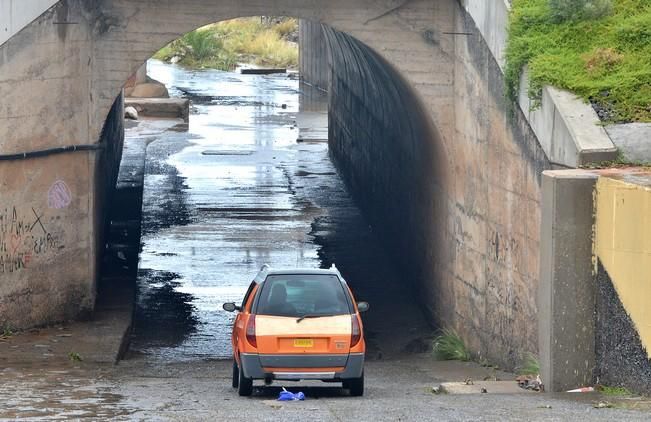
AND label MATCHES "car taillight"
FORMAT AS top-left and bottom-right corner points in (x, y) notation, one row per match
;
(351, 314), (361, 347)
(246, 315), (257, 348)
